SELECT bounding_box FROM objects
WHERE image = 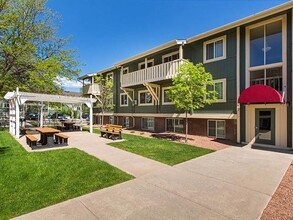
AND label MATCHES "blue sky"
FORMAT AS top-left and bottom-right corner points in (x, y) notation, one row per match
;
(46, 0), (290, 91)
